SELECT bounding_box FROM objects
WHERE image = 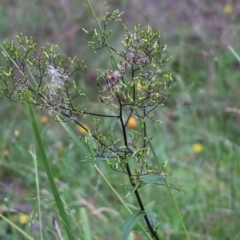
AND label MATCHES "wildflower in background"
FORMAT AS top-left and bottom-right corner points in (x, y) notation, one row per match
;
(58, 146), (63, 155)
(19, 214), (28, 225)
(40, 116), (49, 124)
(14, 130), (20, 137)
(127, 117), (138, 129)
(78, 125), (89, 135)
(223, 4), (232, 15)
(193, 143), (204, 154)
(2, 149), (9, 157)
